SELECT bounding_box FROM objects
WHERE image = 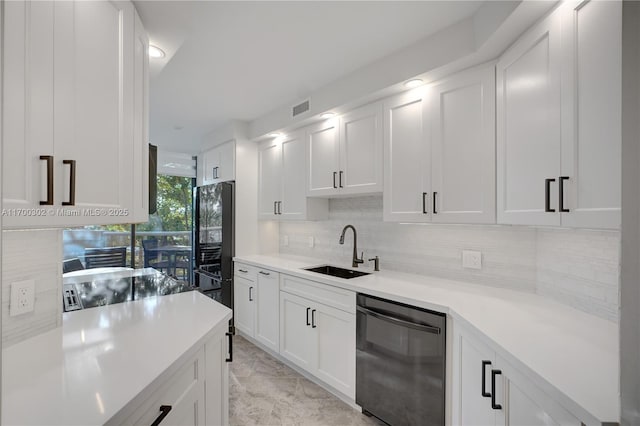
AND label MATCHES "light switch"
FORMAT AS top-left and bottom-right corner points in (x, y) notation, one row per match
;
(462, 250), (482, 270)
(283, 235), (289, 247)
(308, 236), (315, 248)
